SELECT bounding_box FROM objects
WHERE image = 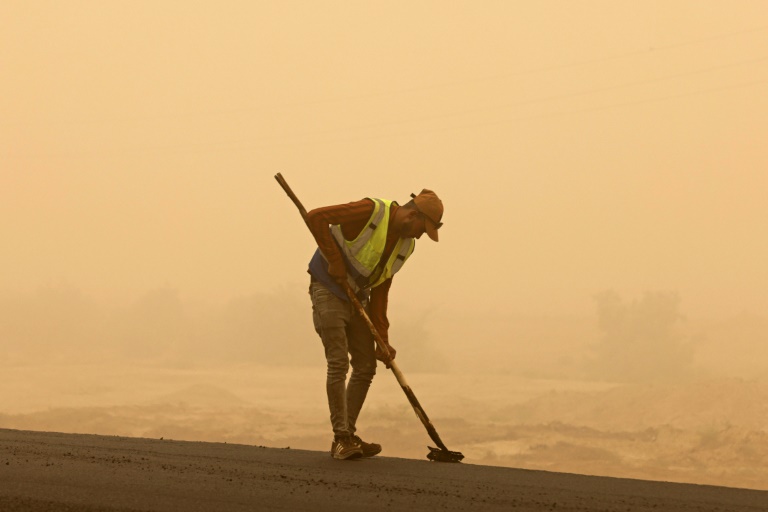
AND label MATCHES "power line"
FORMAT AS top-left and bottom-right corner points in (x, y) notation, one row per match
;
(213, 78), (768, 150)
(268, 55), (768, 142)
(286, 25), (768, 105)
(352, 79), (768, 142)
(90, 53), (763, 151)
(6, 78), (765, 159)
(3, 25), (767, 128)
